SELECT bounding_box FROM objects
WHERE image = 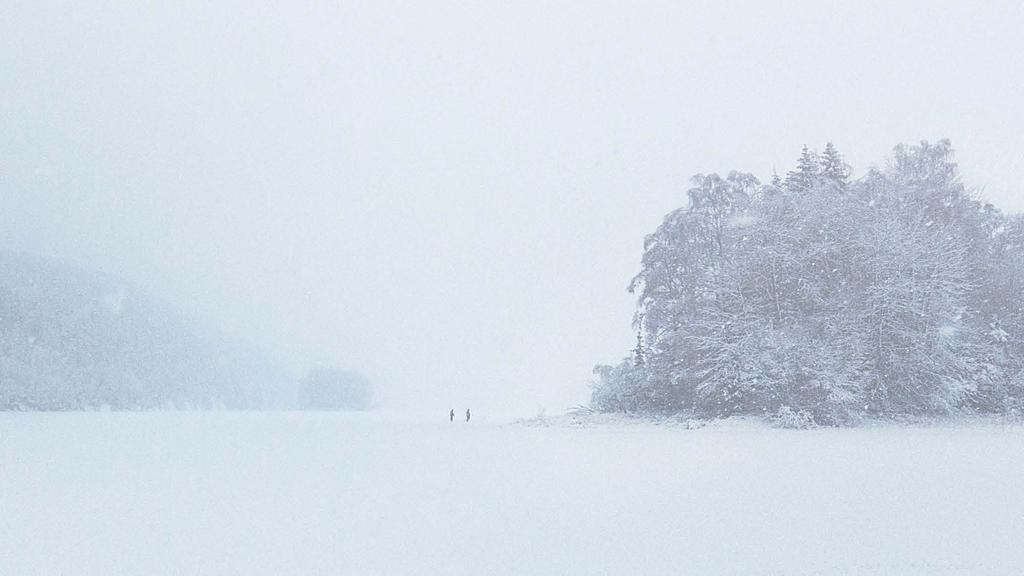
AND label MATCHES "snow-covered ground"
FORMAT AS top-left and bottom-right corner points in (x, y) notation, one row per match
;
(2, 412), (1023, 575)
